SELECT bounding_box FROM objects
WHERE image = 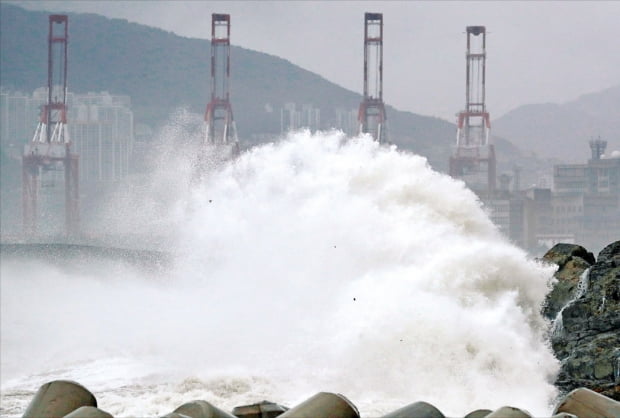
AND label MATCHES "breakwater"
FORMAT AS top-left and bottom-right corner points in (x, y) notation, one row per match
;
(19, 380), (620, 418)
